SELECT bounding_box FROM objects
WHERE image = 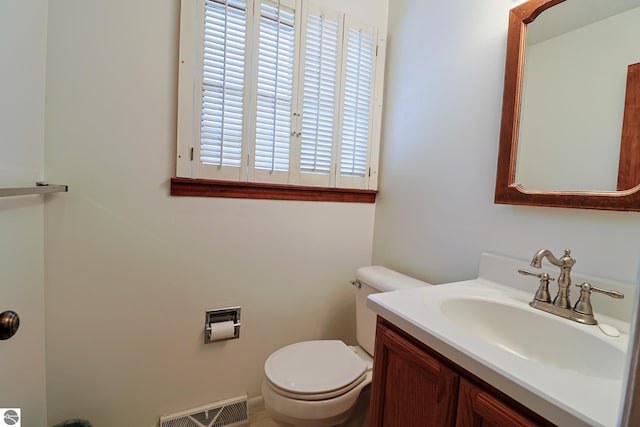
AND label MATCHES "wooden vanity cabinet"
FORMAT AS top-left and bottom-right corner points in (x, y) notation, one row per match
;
(369, 318), (553, 427)
(368, 318), (459, 426)
(456, 378), (548, 427)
